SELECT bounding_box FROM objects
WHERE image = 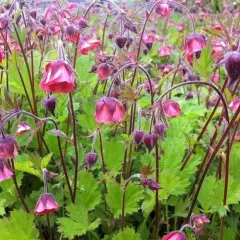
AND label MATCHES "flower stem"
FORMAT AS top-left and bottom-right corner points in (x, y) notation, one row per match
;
(9, 159), (30, 213)
(187, 105), (240, 219)
(69, 93), (79, 202)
